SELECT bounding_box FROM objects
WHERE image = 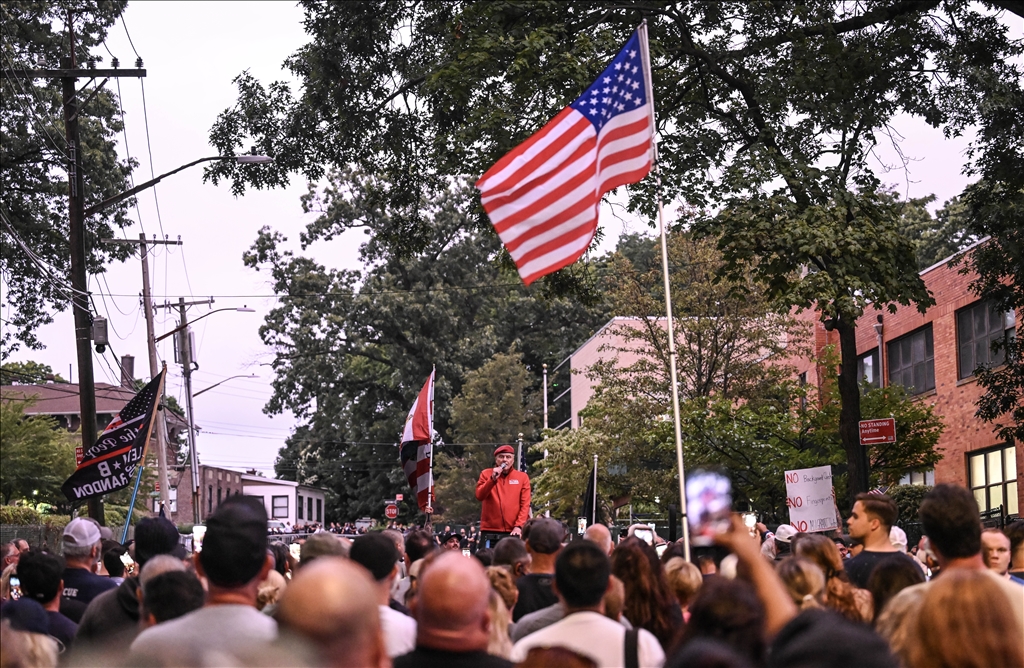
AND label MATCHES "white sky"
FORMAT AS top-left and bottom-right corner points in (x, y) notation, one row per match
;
(2, 1), (994, 477)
